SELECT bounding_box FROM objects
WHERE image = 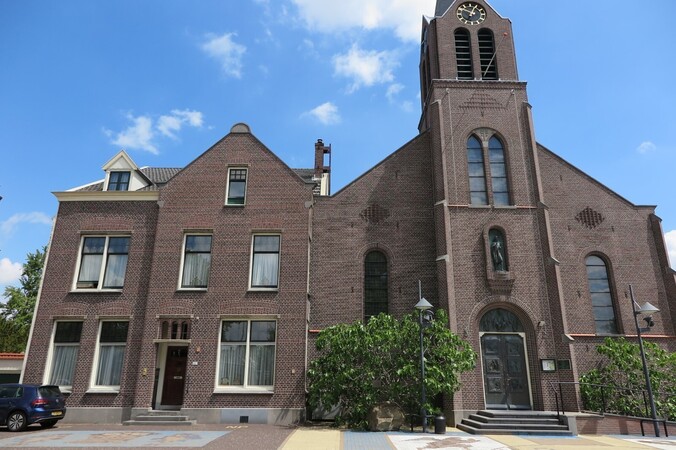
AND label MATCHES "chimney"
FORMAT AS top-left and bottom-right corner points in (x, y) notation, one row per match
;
(314, 139), (331, 196)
